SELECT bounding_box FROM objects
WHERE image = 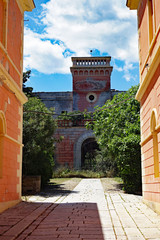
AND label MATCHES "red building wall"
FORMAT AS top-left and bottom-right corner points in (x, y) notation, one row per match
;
(55, 126), (95, 169)
(55, 127), (87, 168)
(0, 0), (34, 212)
